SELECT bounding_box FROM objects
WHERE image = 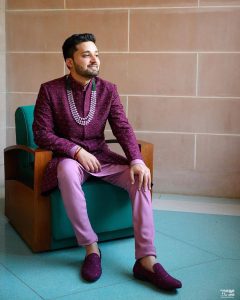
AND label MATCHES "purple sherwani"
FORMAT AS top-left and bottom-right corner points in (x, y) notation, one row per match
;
(33, 75), (142, 194)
